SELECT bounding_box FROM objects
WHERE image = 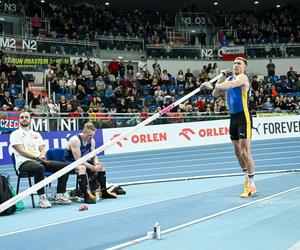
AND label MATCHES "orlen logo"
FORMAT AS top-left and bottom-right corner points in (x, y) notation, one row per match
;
(179, 127), (229, 141)
(179, 128), (196, 141)
(111, 132), (168, 148)
(110, 134), (128, 148)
